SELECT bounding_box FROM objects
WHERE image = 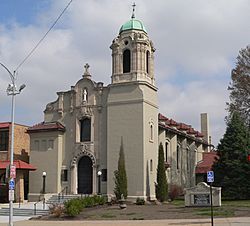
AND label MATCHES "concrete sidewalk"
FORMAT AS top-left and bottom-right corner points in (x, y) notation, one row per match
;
(0, 217), (250, 226)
